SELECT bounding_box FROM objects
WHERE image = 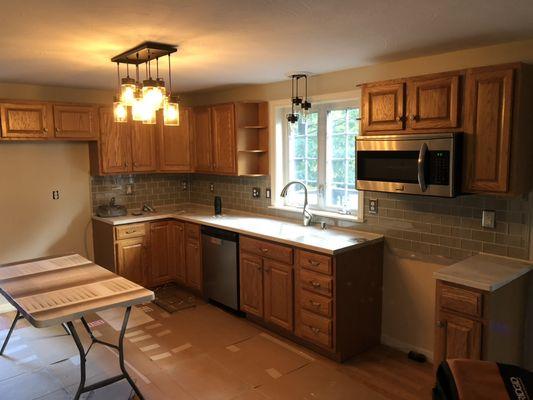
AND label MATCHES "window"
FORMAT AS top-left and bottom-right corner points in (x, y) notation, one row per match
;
(280, 99), (361, 217)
